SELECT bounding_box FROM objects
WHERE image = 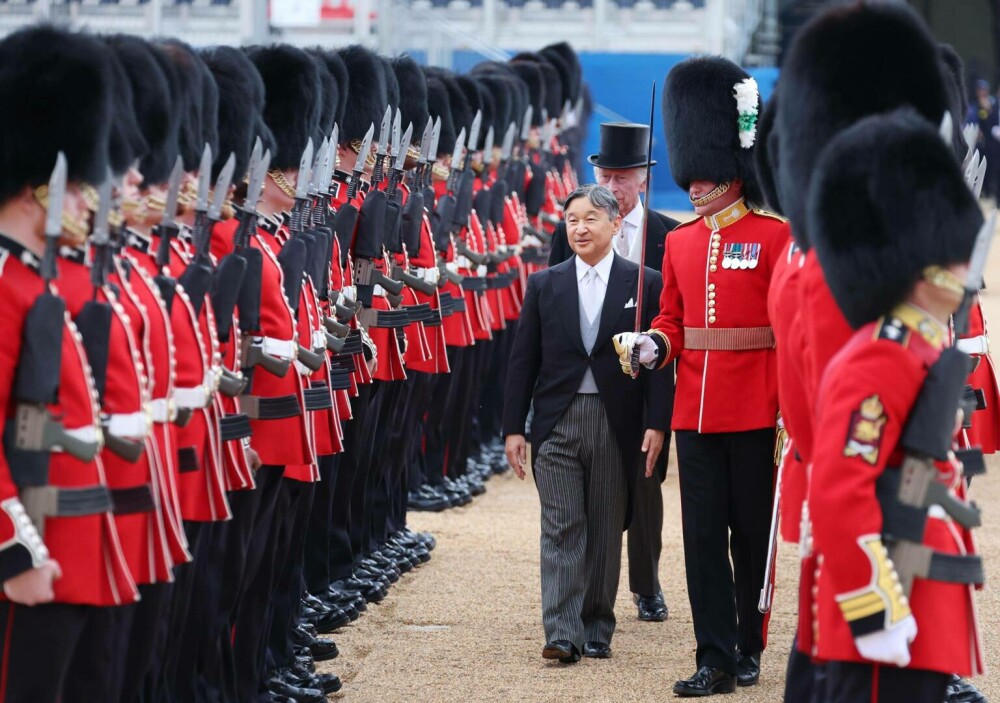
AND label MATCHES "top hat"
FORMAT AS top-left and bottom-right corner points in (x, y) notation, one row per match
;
(587, 123), (655, 170)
